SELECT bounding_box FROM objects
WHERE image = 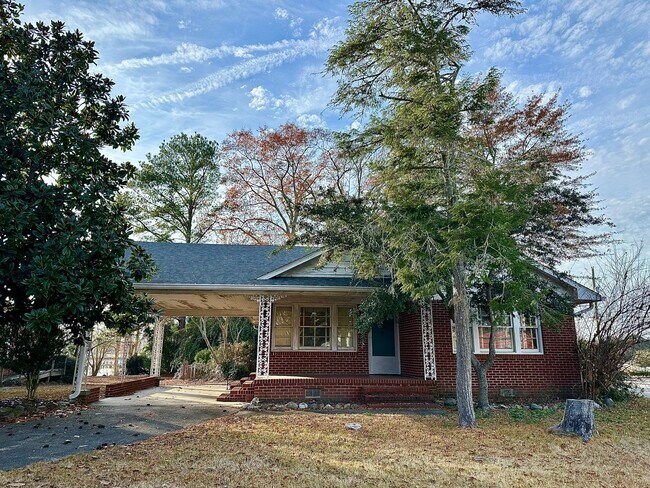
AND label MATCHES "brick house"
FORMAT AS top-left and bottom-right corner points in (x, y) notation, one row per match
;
(137, 242), (598, 403)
